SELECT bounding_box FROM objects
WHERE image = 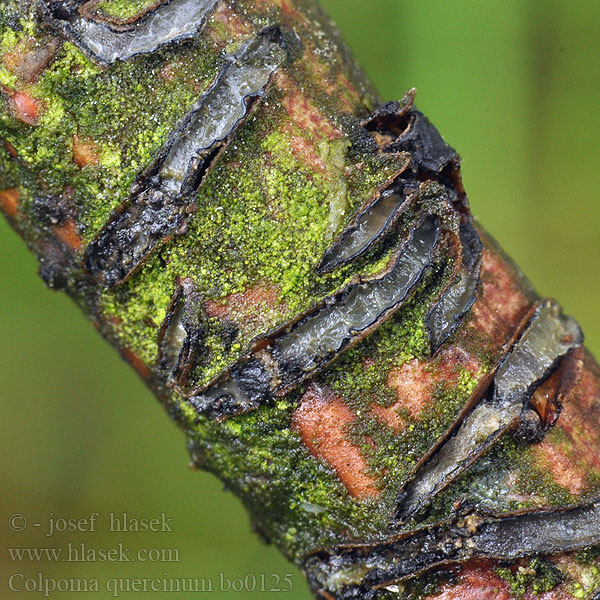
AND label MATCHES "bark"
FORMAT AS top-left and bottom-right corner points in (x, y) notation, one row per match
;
(0, 1), (598, 599)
